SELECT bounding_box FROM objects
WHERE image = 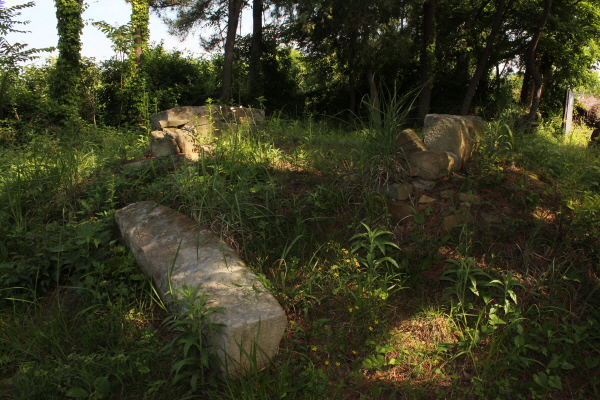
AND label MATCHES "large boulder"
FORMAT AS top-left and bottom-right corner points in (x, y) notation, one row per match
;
(115, 201), (286, 376)
(423, 114), (485, 170)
